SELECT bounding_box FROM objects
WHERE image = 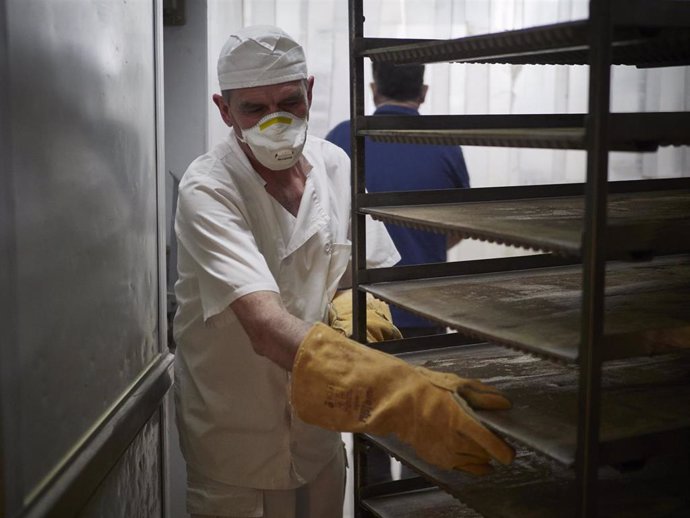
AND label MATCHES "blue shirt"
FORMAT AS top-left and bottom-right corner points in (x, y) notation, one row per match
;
(326, 104), (470, 328)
